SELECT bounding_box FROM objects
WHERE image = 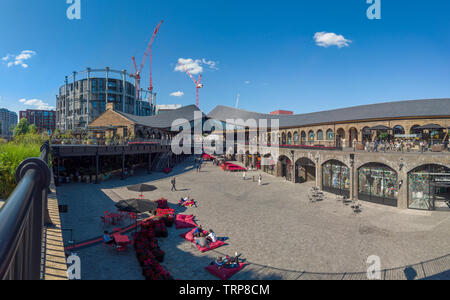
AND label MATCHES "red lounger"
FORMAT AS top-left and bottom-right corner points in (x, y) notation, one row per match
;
(180, 229), (226, 252)
(175, 214), (197, 229)
(205, 263), (246, 280)
(180, 228), (205, 242)
(197, 240), (226, 253)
